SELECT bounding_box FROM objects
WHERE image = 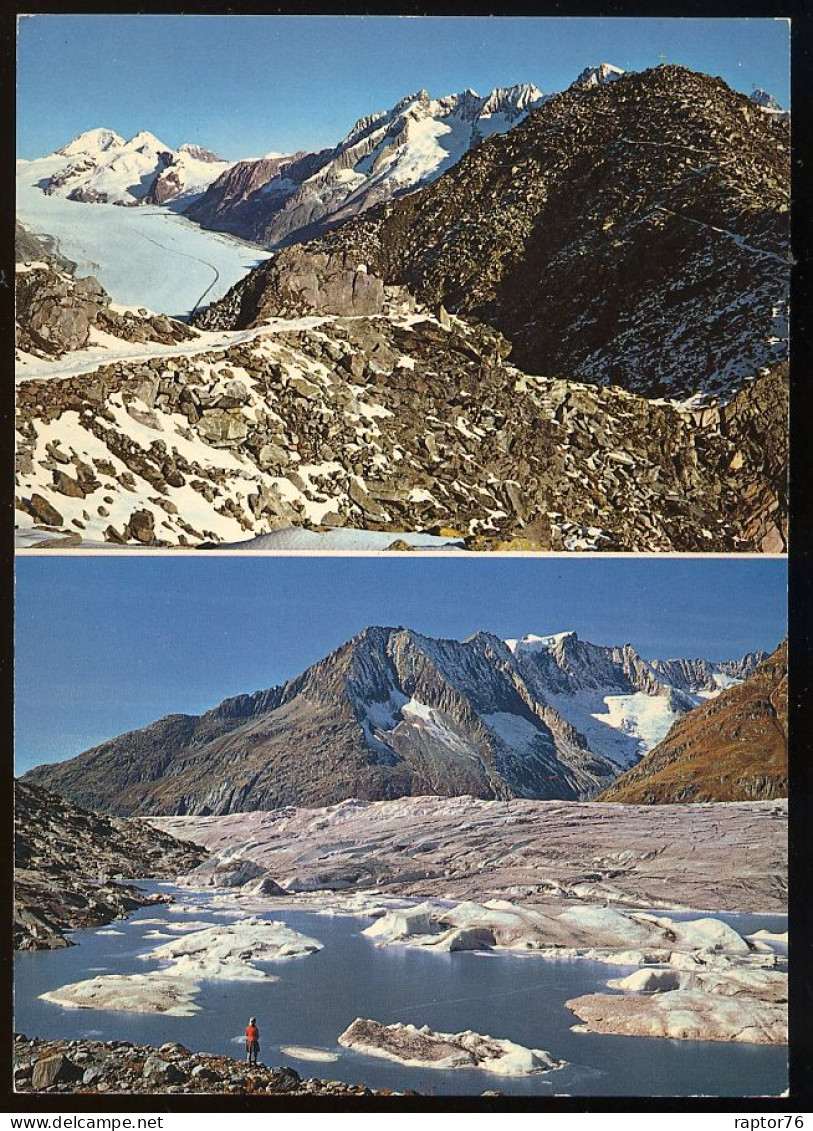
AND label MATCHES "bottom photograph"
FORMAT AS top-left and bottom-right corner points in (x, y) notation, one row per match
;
(13, 555), (788, 1099)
